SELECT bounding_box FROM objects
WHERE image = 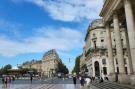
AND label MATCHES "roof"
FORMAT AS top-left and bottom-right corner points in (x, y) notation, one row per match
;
(85, 19), (104, 41)
(42, 49), (62, 62)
